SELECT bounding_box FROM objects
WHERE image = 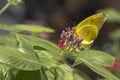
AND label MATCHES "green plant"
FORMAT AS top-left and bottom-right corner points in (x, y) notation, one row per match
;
(0, 29), (119, 80)
(0, 0), (22, 14)
(97, 8), (120, 23)
(0, 1), (120, 80)
(97, 7), (120, 78)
